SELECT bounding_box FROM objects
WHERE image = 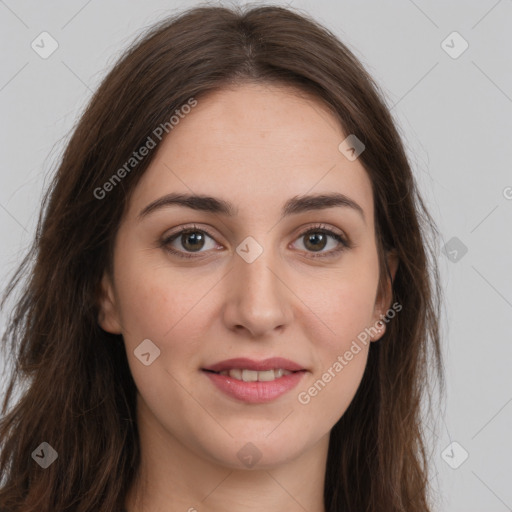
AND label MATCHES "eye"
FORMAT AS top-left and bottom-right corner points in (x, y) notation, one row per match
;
(161, 223), (351, 259)
(161, 224), (219, 259)
(292, 224), (350, 259)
